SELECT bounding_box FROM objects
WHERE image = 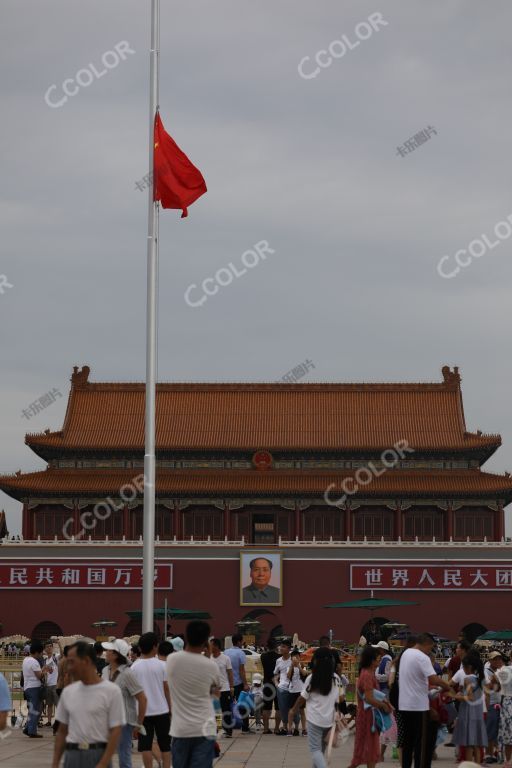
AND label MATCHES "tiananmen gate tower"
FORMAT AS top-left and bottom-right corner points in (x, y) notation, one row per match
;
(1, 364), (512, 642)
